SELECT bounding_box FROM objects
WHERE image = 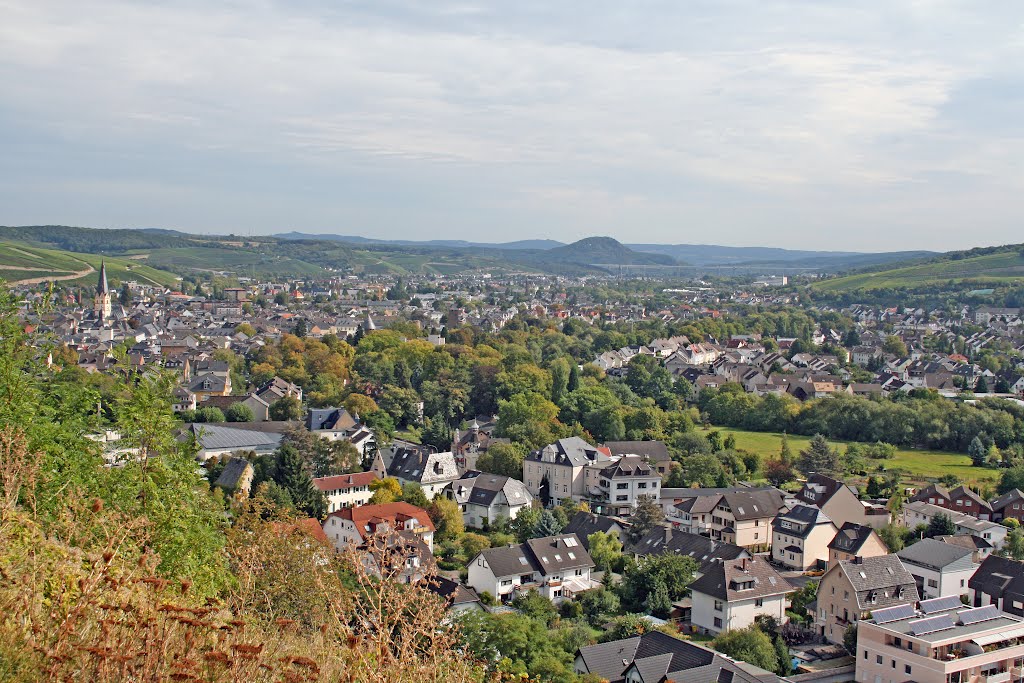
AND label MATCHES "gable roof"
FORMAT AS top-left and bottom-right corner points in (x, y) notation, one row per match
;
(387, 449), (459, 485)
(603, 440), (671, 463)
(969, 555), (1024, 601)
(328, 502), (434, 542)
(214, 457), (253, 491)
(895, 538), (975, 571)
(689, 556), (793, 602)
(828, 522), (880, 555)
(837, 556), (919, 610)
(313, 471), (378, 492)
(627, 526), (749, 569)
(563, 511), (627, 550)
(477, 534), (593, 579)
